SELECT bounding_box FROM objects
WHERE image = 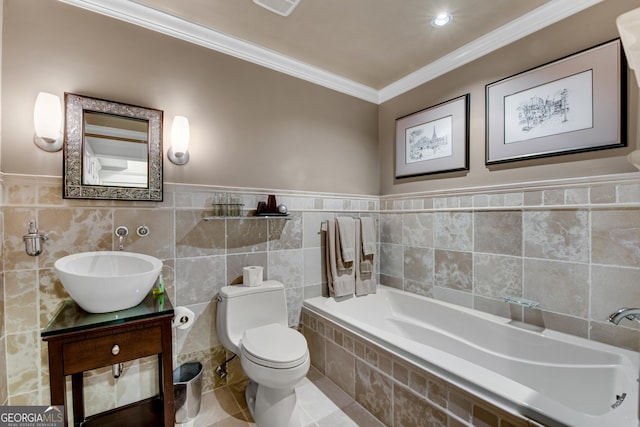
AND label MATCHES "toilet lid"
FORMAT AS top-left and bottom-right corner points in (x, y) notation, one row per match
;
(241, 323), (308, 369)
